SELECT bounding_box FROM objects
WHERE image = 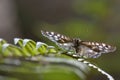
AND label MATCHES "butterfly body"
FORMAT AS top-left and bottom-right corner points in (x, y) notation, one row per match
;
(41, 30), (116, 58)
